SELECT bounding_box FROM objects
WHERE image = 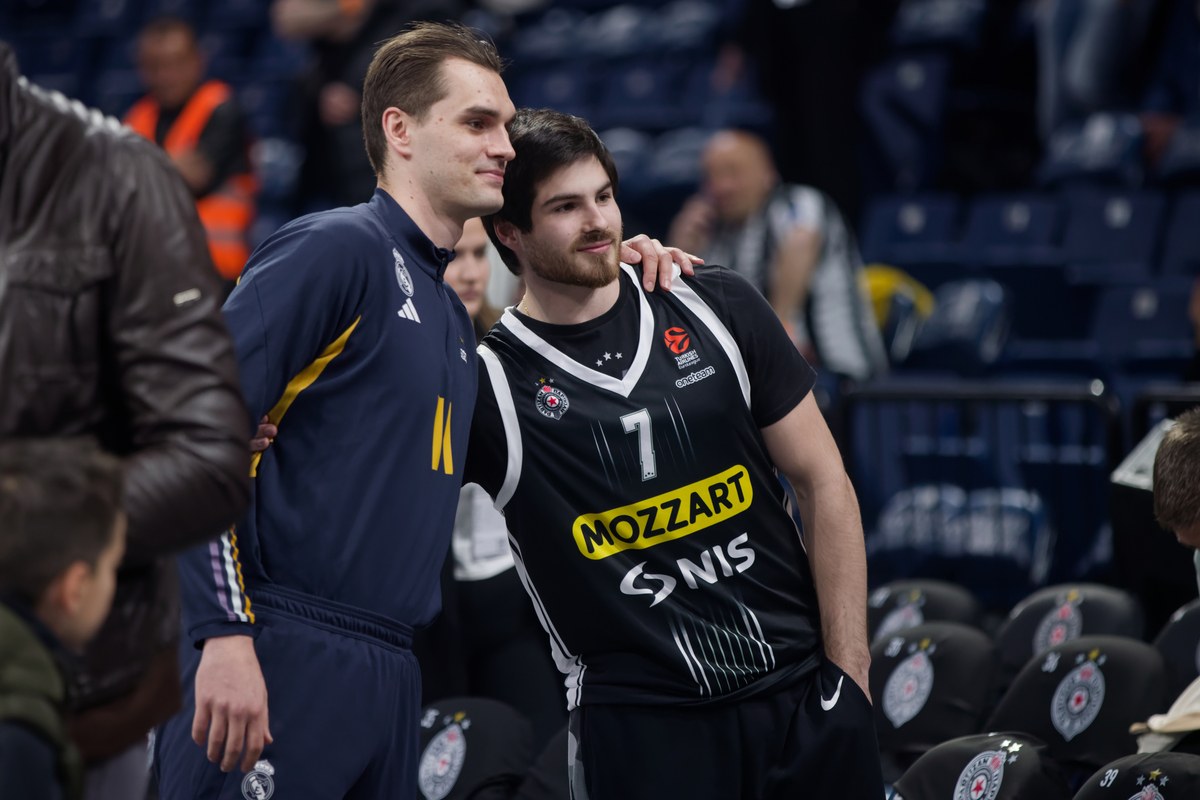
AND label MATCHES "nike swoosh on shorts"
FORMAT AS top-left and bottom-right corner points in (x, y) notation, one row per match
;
(820, 675), (843, 711)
